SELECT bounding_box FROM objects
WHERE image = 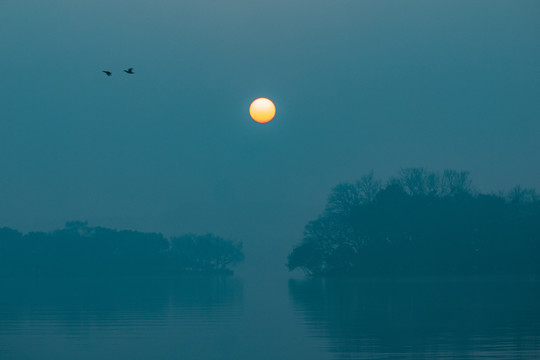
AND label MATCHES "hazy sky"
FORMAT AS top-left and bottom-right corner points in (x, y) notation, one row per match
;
(1, 0), (539, 272)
